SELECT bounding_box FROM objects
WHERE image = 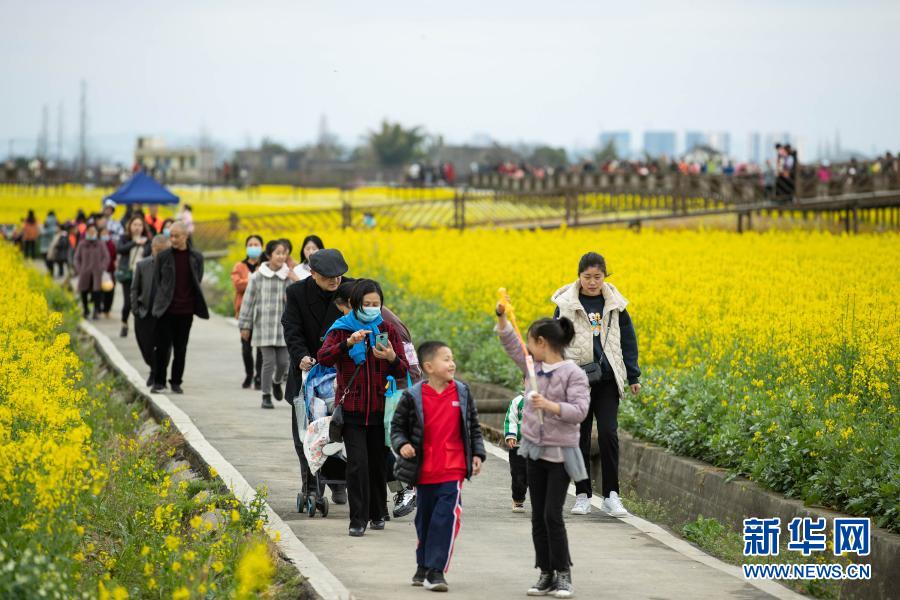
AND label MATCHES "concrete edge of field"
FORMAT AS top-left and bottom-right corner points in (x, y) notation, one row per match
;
(80, 320), (354, 600)
(480, 440), (804, 600)
(617, 431), (899, 600)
